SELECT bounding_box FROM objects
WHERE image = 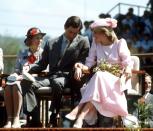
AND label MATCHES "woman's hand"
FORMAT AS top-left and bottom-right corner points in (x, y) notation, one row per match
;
(22, 63), (30, 72)
(124, 66), (132, 79)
